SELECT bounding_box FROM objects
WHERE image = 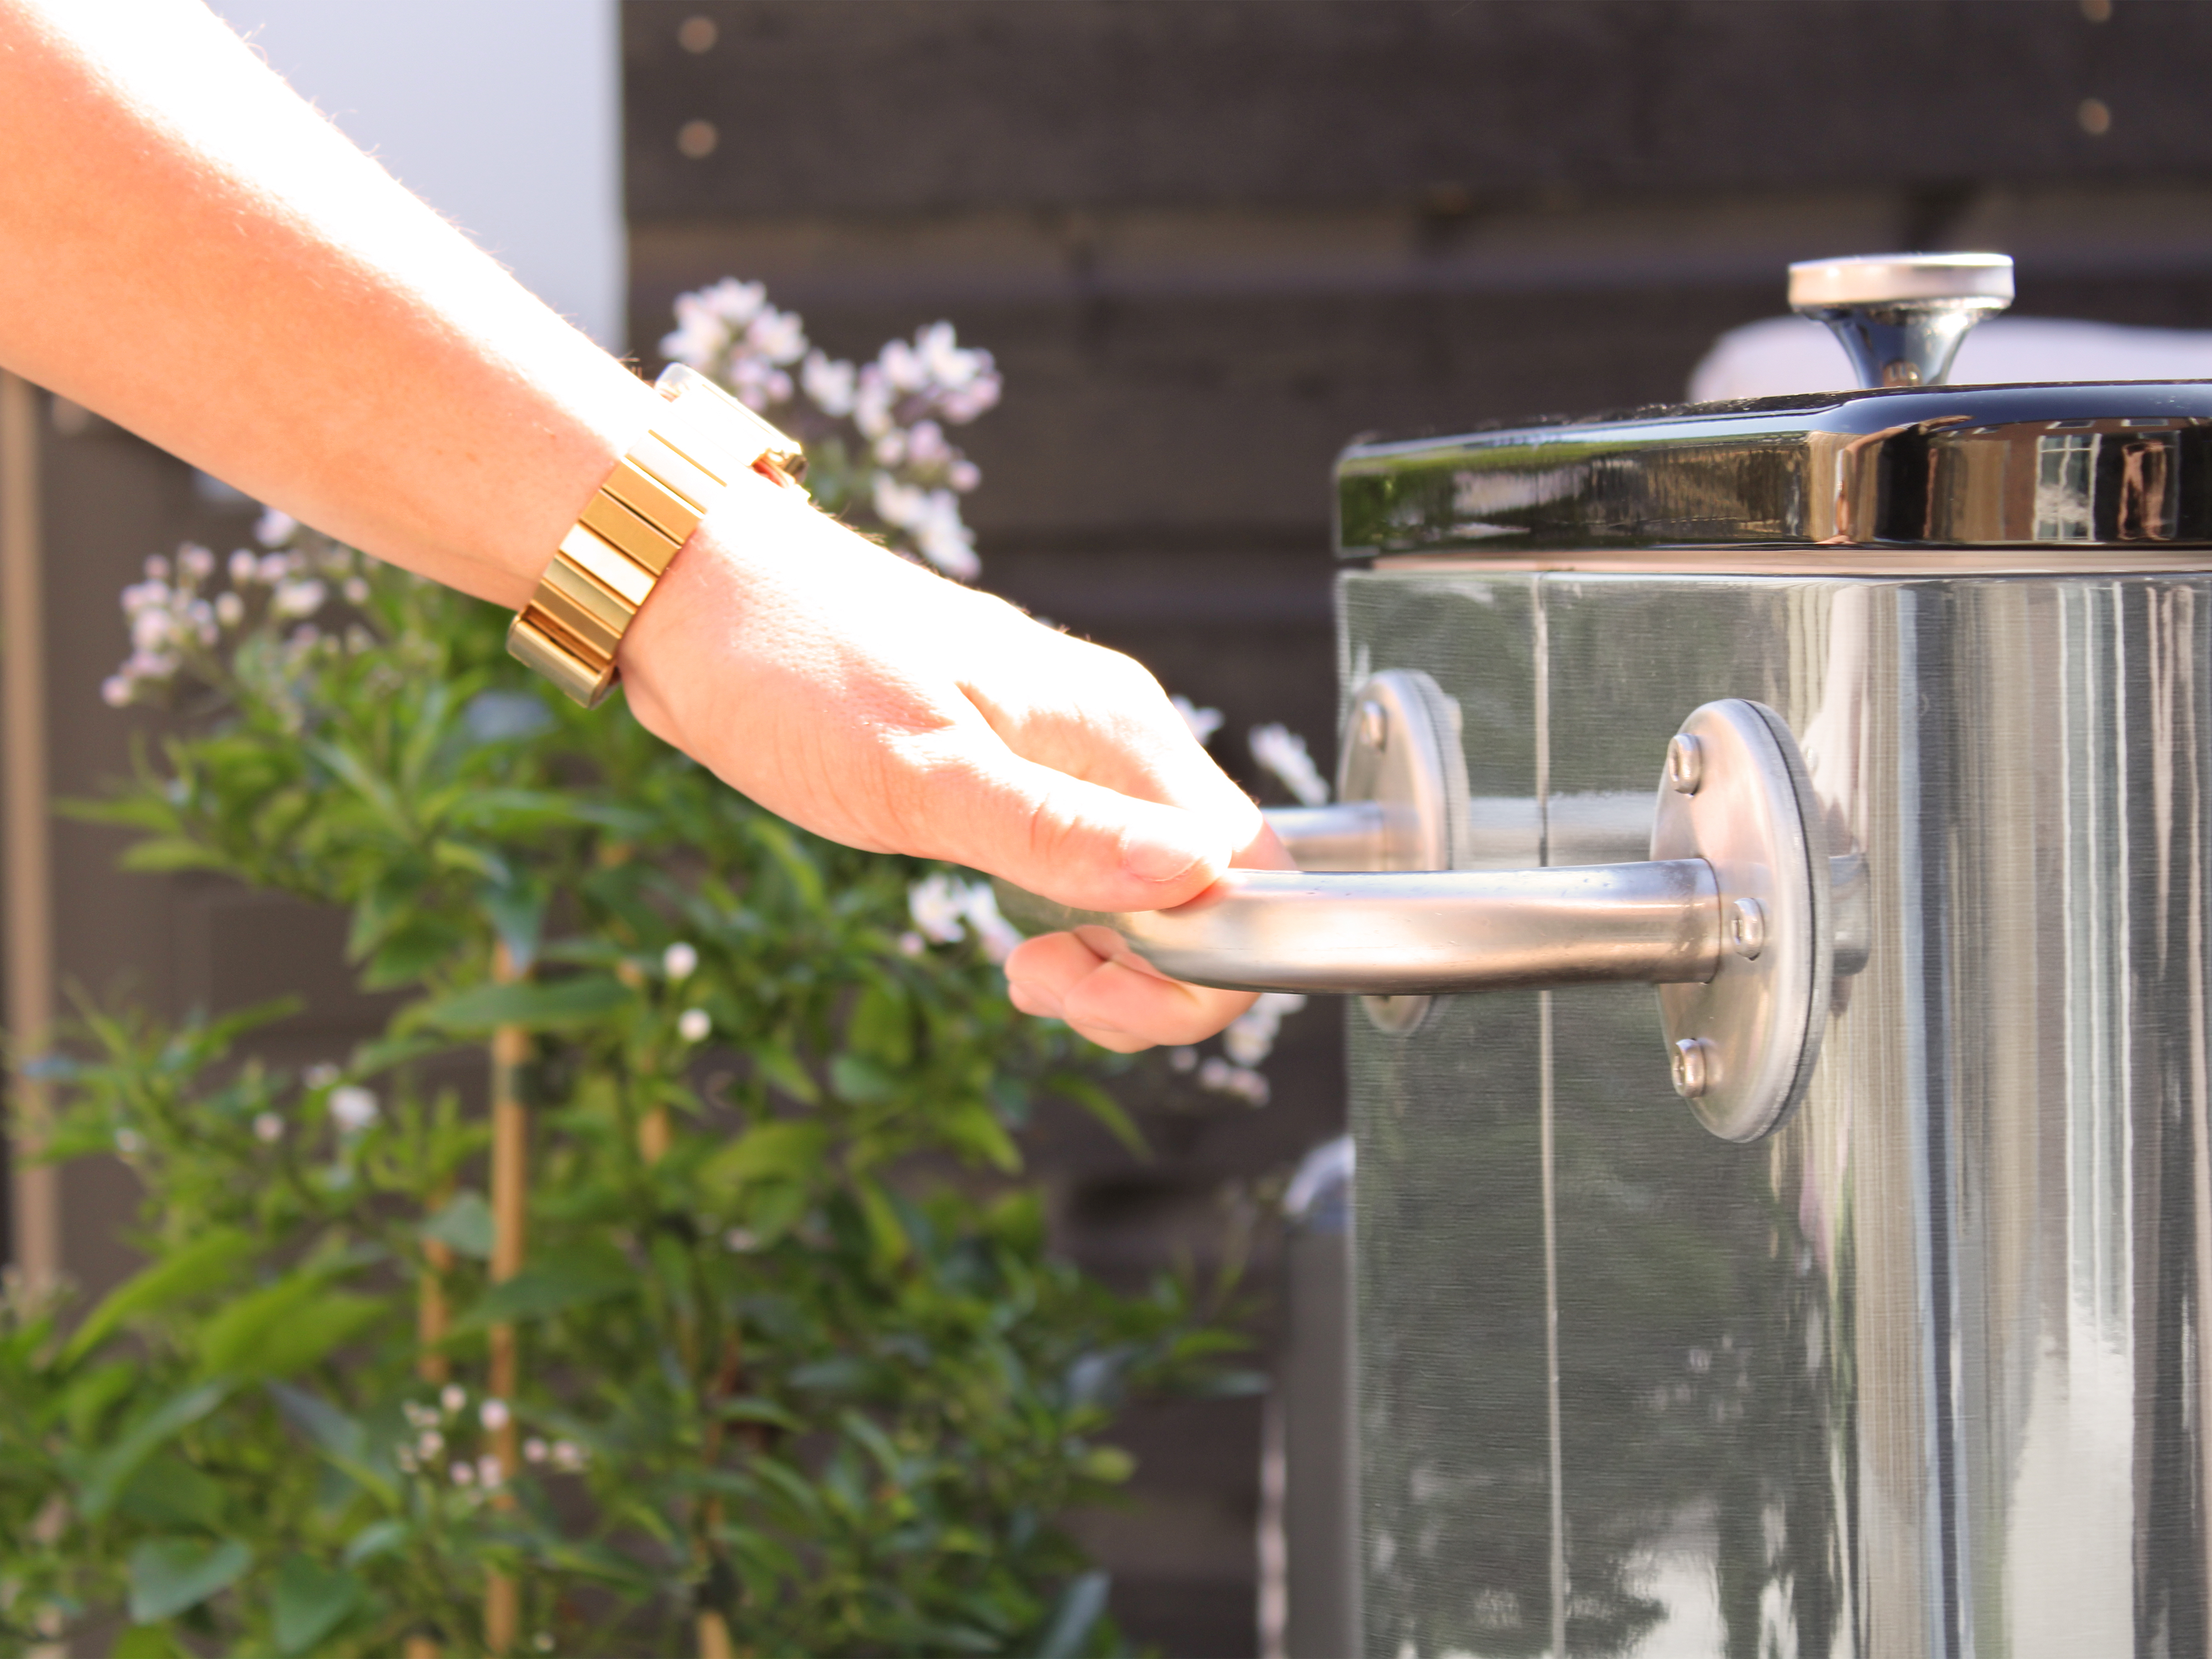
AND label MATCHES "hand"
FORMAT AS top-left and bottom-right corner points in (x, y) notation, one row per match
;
(617, 478), (1284, 1049)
